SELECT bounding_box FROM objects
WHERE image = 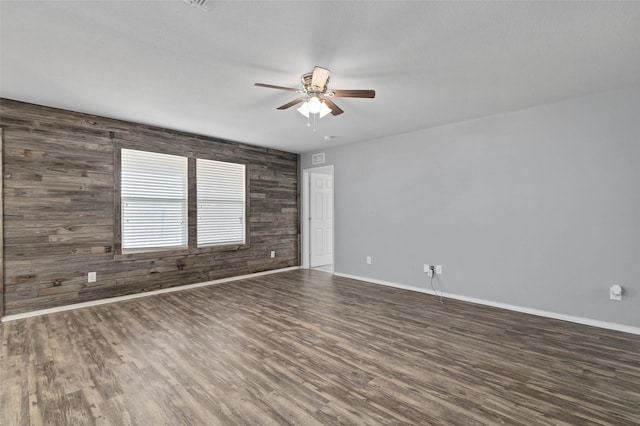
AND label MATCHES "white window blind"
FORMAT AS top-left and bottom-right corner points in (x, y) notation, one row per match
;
(197, 159), (246, 246)
(121, 149), (188, 251)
